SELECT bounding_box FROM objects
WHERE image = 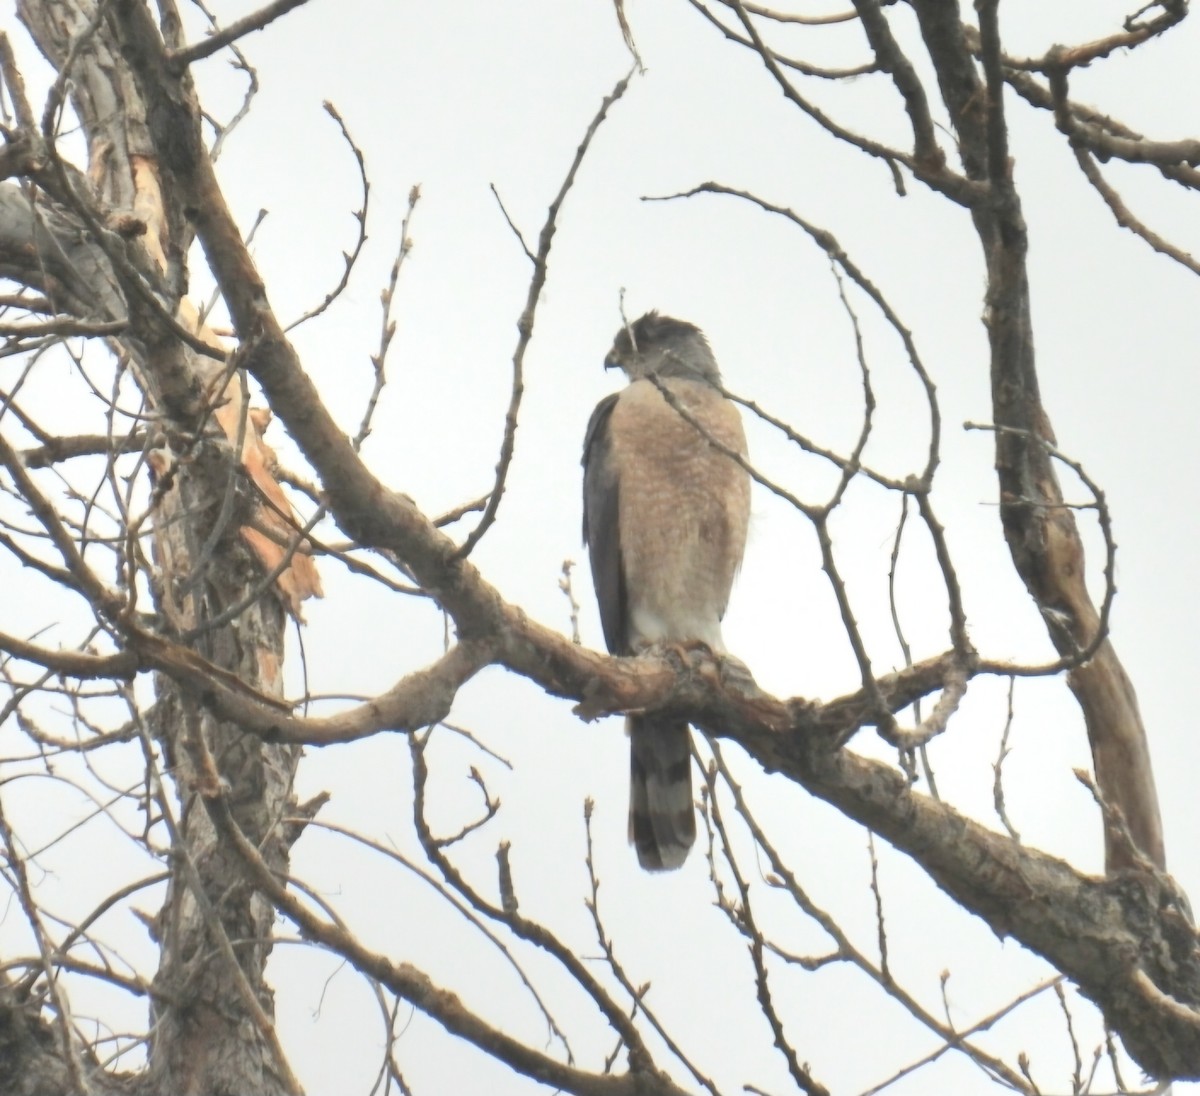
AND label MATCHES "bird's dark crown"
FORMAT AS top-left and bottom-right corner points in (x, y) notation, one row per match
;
(604, 310), (720, 383)
(611, 311), (701, 358)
